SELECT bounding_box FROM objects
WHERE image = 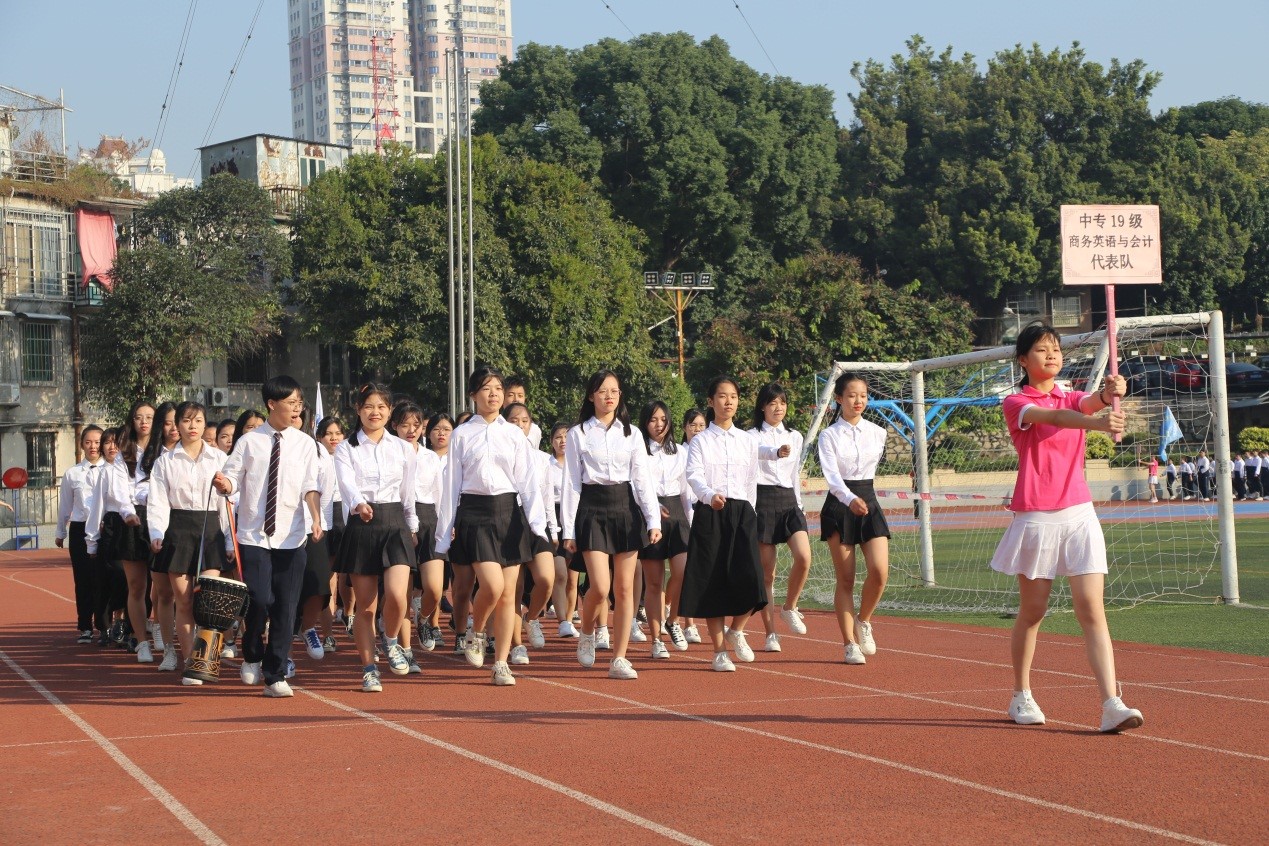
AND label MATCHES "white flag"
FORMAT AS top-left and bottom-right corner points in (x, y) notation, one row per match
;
(313, 382), (325, 434)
